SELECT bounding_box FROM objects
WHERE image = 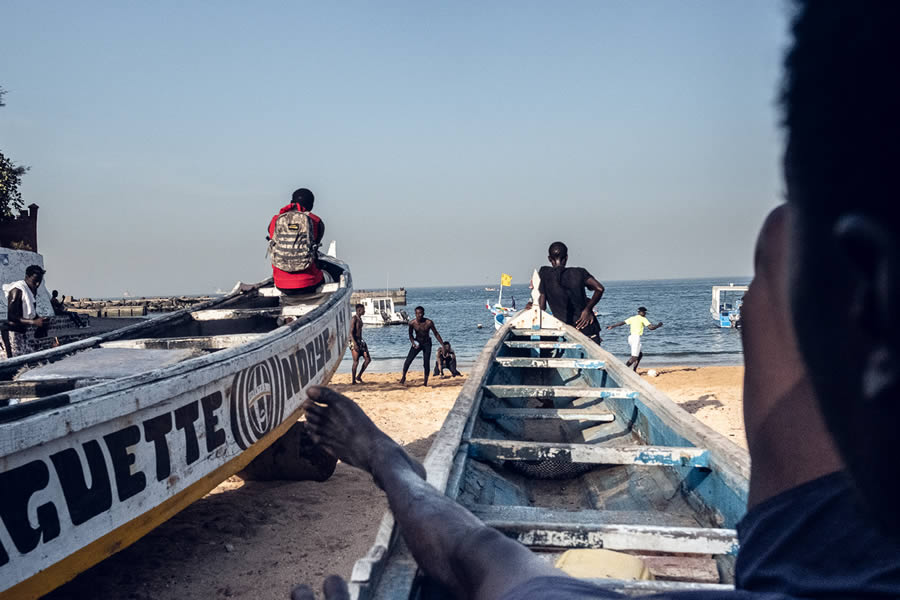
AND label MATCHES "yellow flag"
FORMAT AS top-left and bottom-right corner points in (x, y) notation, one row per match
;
(501, 273), (512, 287)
